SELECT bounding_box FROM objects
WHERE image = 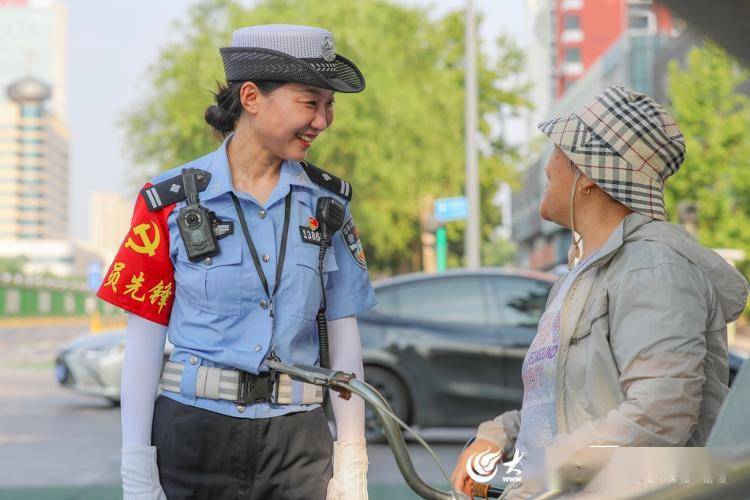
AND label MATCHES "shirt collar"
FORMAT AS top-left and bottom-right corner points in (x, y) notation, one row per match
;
(200, 134), (315, 206)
